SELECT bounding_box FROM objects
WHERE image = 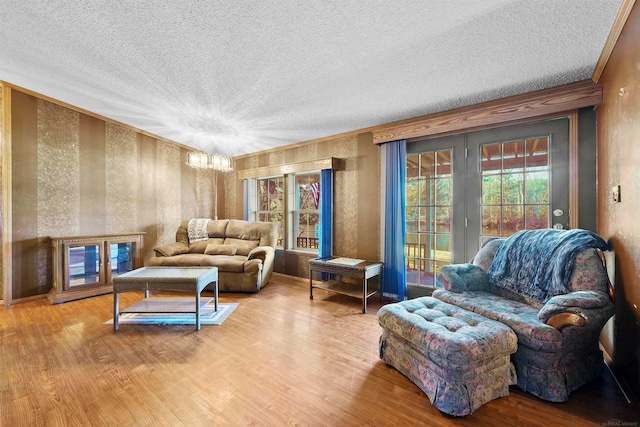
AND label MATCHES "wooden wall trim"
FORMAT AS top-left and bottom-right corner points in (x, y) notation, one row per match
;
(0, 81), (194, 153)
(1, 84), (13, 305)
(569, 110), (579, 229)
(372, 80), (602, 144)
(237, 157), (342, 180)
(592, 0), (637, 83)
